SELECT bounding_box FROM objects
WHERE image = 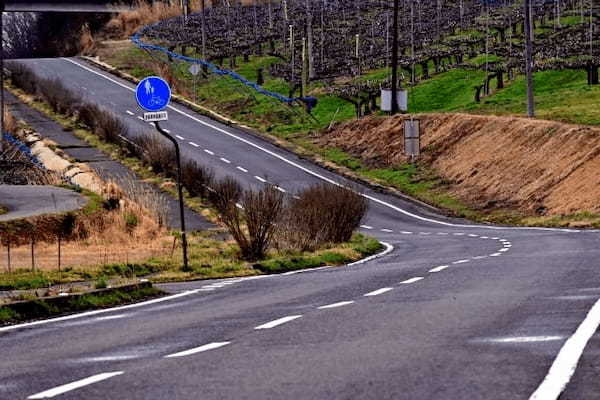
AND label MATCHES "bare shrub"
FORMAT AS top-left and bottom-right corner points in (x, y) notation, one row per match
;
(131, 133), (177, 175)
(104, 0), (185, 39)
(209, 178), (283, 260)
(37, 77), (79, 117)
(181, 159), (214, 198)
(242, 185), (285, 260)
(76, 101), (102, 130)
(4, 110), (18, 134)
(280, 183), (368, 250)
(7, 62), (38, 94)
(94, 109), (127, 144)
(103, 174), (170, 228)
